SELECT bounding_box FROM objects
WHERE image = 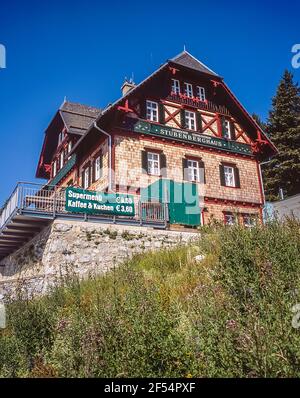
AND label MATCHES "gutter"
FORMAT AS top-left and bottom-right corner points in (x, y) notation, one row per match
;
(93, 122), (113, 192)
